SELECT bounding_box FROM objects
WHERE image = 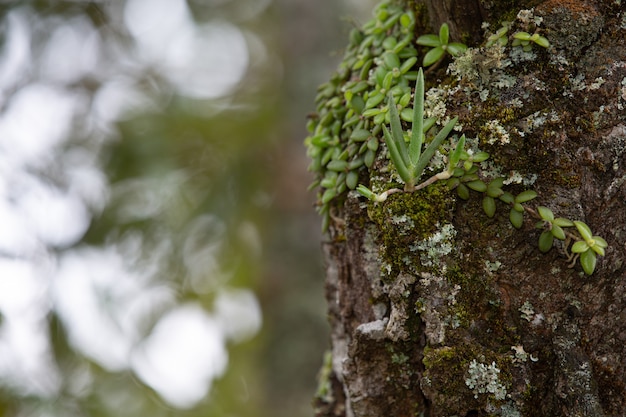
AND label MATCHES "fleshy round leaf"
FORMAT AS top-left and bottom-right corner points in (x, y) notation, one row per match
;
(439, 23), (449, 45)
(551, 224), (566, 240)
(574, 221), (593, 241)
(321, 188), (337, 204)
(593, 236), (608, 248)
(457, 183), (470, 200)
(571, 240), (590, 253)
(513, 31), (532, 41)
(515, 190), (538, 203)
(447, 42), (468, 57)
(447, 177), (460, 190)
(538, 230), (554, 253)
(553, 217), (574, 227)
(346, 171), (359, 190)
(533, 35), (550, 48)
(416, 34), (441, 47)
(510, 208), (524, 229)
(423, 47), (445, 67)
(472, 152), (490, 163)
(537, 206), (554, 222)
(580, 249), (597, 275)
(499, 192), (515, 204)
(467, 180), (487, 192)
(591, 244), (605, 256)
(483, 196), (496, 218)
